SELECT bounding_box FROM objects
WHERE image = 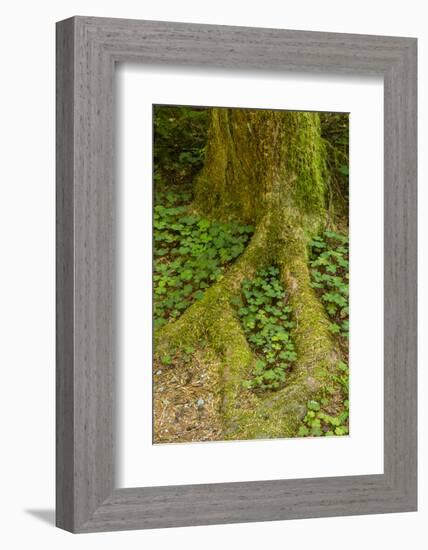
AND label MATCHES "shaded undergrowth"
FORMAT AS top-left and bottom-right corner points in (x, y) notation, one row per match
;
(310, 230), (349, 339)
(154, 186), (254, 328)
(297, 230), (350, 437)
(153, 187), (350, 440)
(232, 267), (297, 391)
